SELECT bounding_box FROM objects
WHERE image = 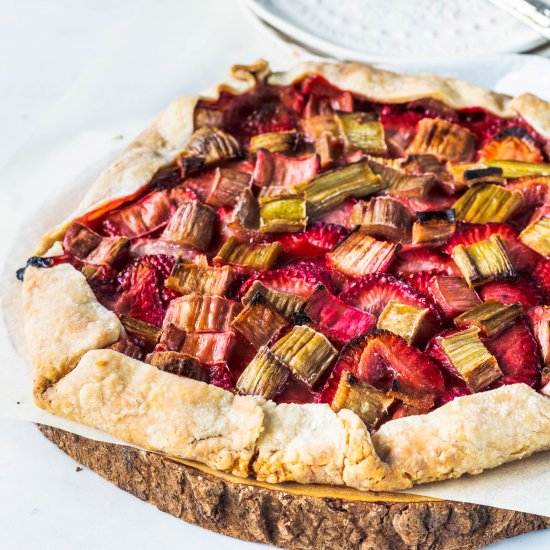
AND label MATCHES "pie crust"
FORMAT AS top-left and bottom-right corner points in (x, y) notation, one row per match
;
(22, 60), (550, 492)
